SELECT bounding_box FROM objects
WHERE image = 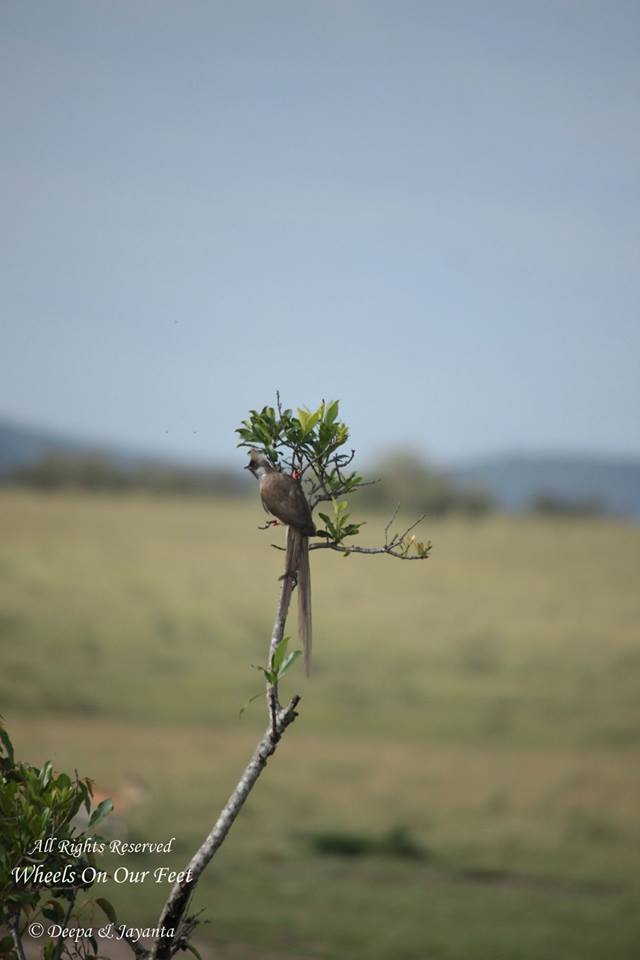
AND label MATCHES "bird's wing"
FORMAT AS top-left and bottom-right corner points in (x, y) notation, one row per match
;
(261, 473), (315, 534)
